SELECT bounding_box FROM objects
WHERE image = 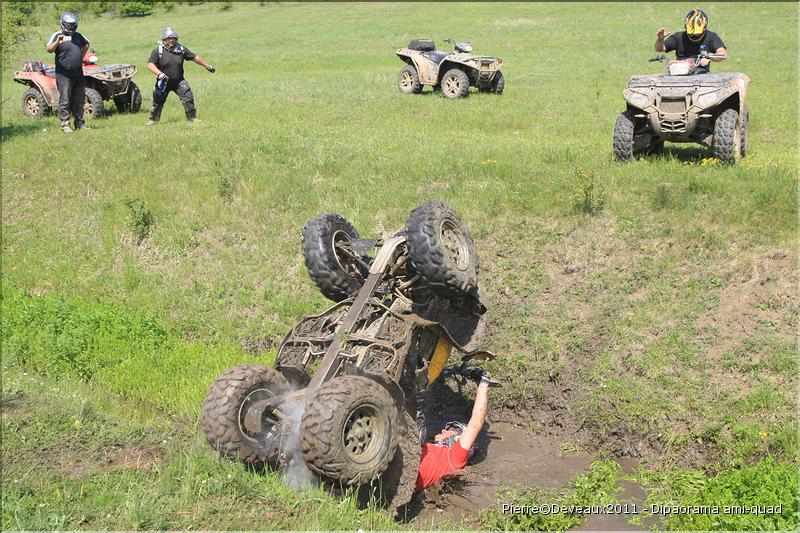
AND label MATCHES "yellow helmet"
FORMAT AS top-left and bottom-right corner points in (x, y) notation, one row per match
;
(684, 9), (708, 42)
